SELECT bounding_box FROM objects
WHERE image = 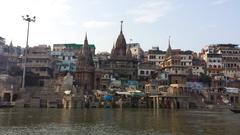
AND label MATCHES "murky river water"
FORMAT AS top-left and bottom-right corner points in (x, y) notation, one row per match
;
(0, 108), (239, 135)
